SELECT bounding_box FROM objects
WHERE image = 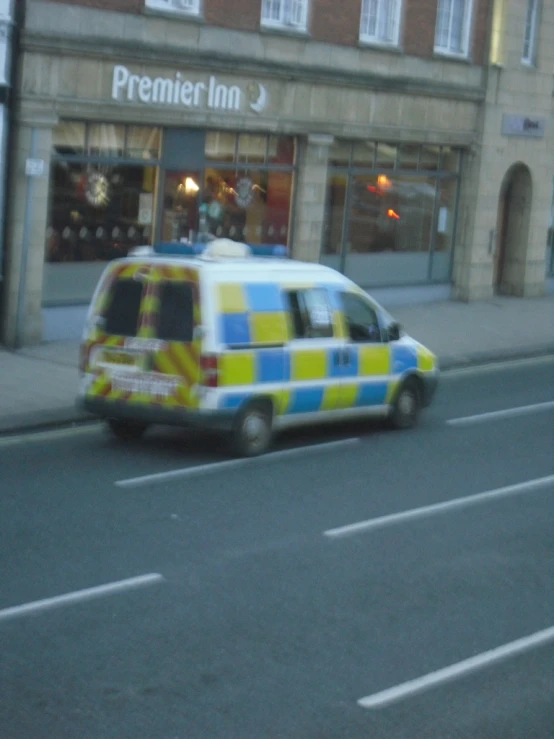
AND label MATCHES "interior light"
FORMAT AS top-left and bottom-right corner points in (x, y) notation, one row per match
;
(378, 175), (392, 189)
(185, 177), (199, 194)
(387, 209), (400, 220)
